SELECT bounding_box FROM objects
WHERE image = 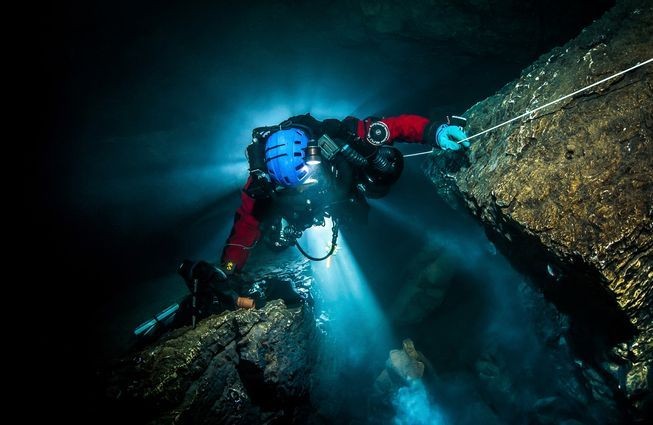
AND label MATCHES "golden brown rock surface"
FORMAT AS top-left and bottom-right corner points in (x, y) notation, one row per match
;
(424, 0), (652, 415)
